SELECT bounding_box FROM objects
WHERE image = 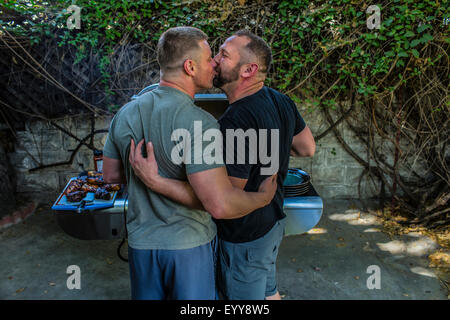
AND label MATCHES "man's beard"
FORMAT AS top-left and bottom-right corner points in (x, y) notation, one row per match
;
(213, 63), (240, 88)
